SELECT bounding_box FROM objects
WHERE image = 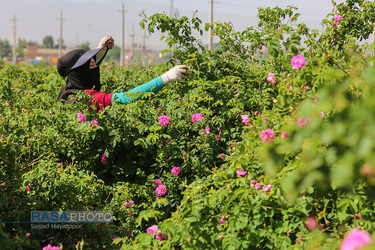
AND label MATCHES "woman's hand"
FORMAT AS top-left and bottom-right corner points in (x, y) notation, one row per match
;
(161, 65), (190, 84)
(98, 36), (114, 49)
